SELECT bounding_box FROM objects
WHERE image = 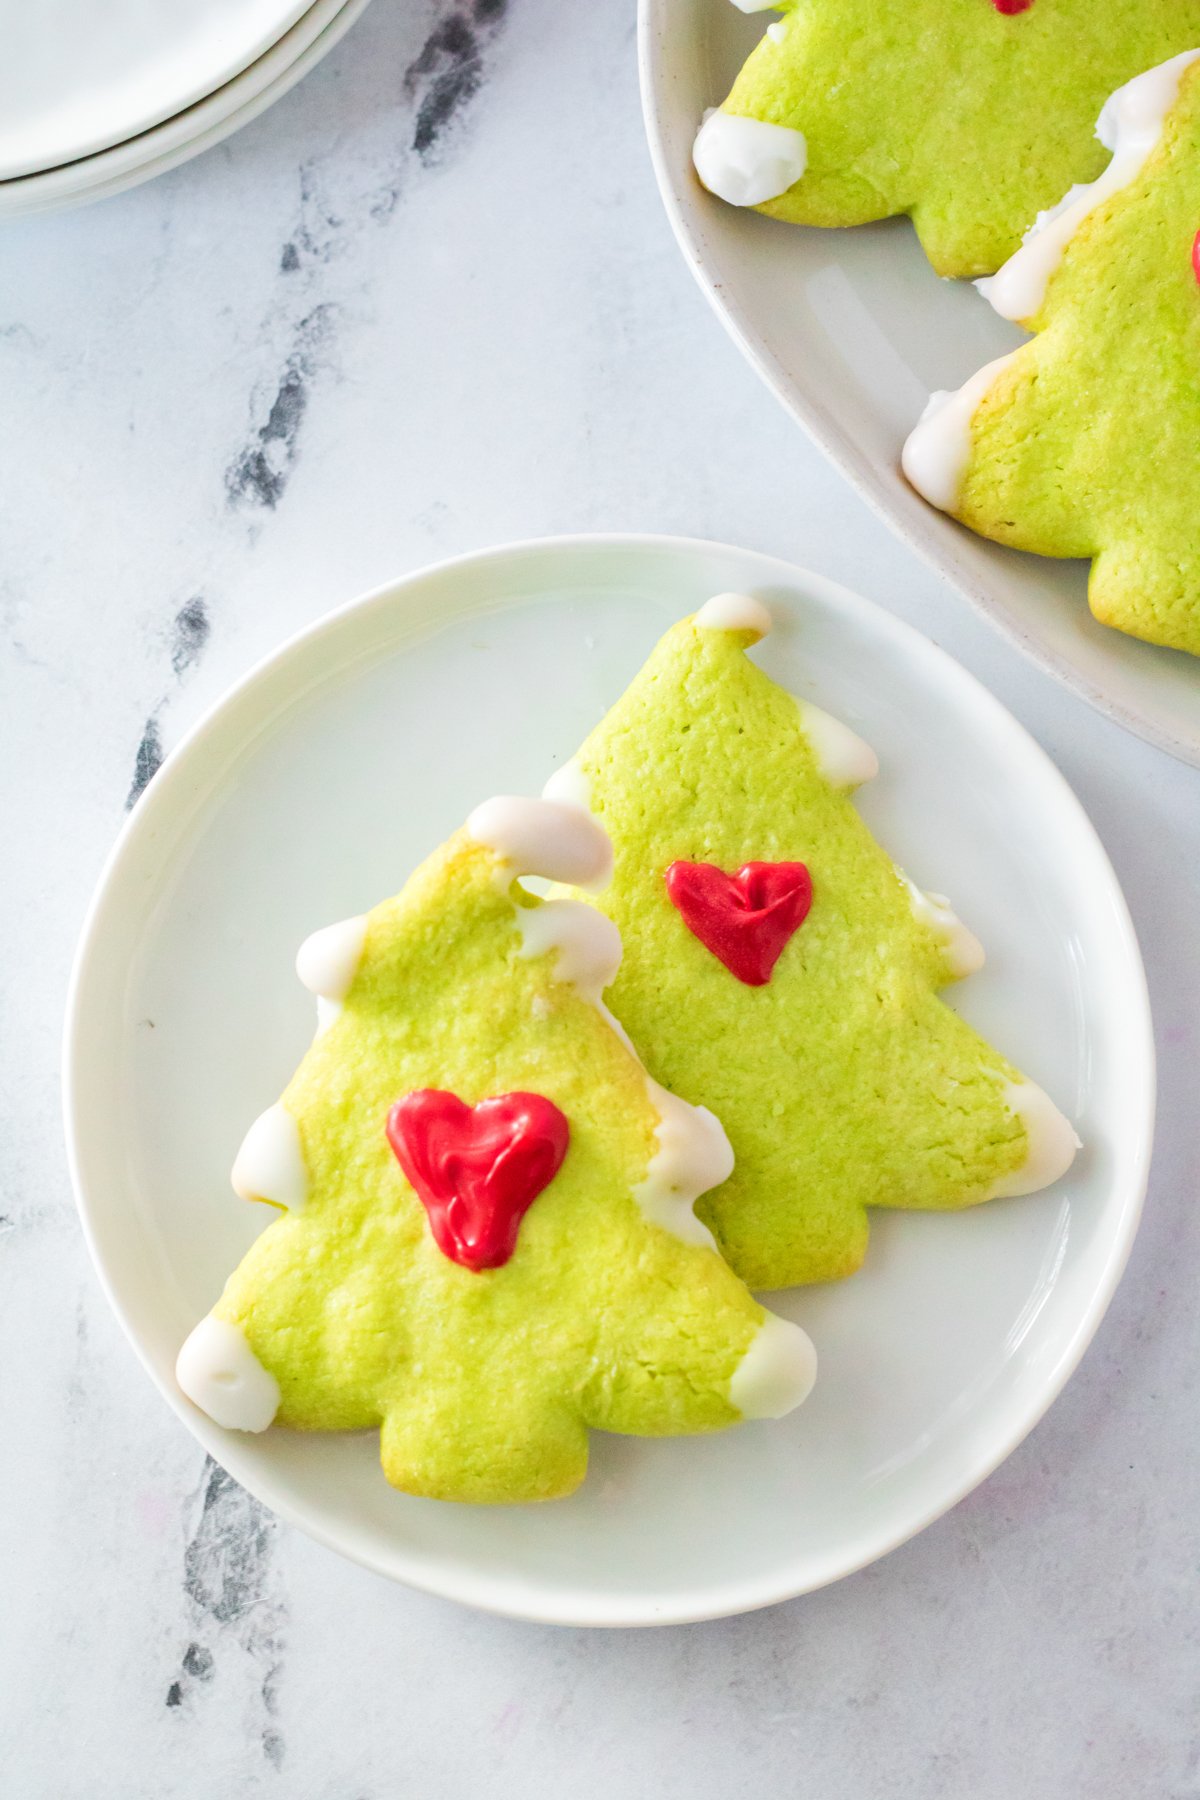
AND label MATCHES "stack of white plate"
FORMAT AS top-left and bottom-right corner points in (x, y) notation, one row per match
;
(0, 0), (372, 219)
